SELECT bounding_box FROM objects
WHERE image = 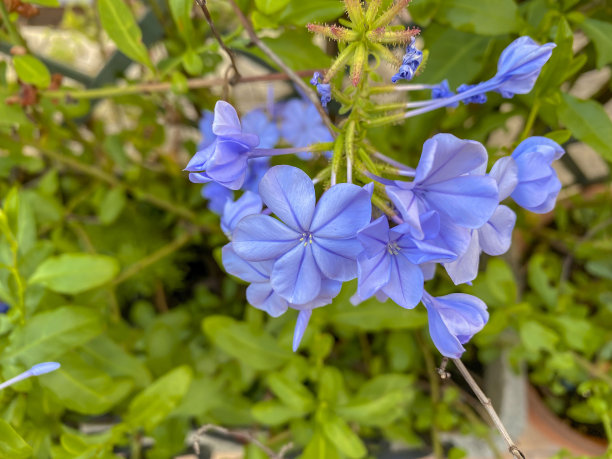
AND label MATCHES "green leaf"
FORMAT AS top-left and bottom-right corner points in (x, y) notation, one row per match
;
(125, 366), (193, 432)
(0, 420), (32, 458)
(558, 93), (612, 162)
(12, 55), (51, 89)
(97, 0), (153, 68)
(22, 0), (59, 6)
(420, 26), (488, 87)
(169, 0), (195, 43)
(41, 353), (132, 415)
(581, 18), (612, 69)
(203, 316), (292, 371)
(278, 0), (345, 26)
(436, 0), (519, 35)
(98, 188), (126, 225)
(5, 306), (104, 366)
(586, 259), (612, 280)
(267, 373), (315, 413)
(320, 410), (366, 458)
(520, 321), (559, 354)
(256, 0), (290, 15)
(29, 253), (119, 294)
(535, 17), (573, 97)
(330, 298), (427, 331)
(301, 429), (340, 459)
(252, 400), (303, 426)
